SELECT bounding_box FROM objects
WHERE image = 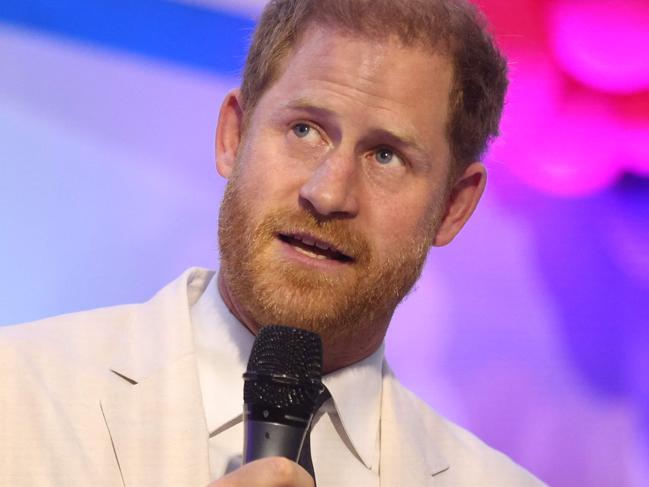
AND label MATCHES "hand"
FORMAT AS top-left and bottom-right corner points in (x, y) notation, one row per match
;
(207, 457), (315, 487)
